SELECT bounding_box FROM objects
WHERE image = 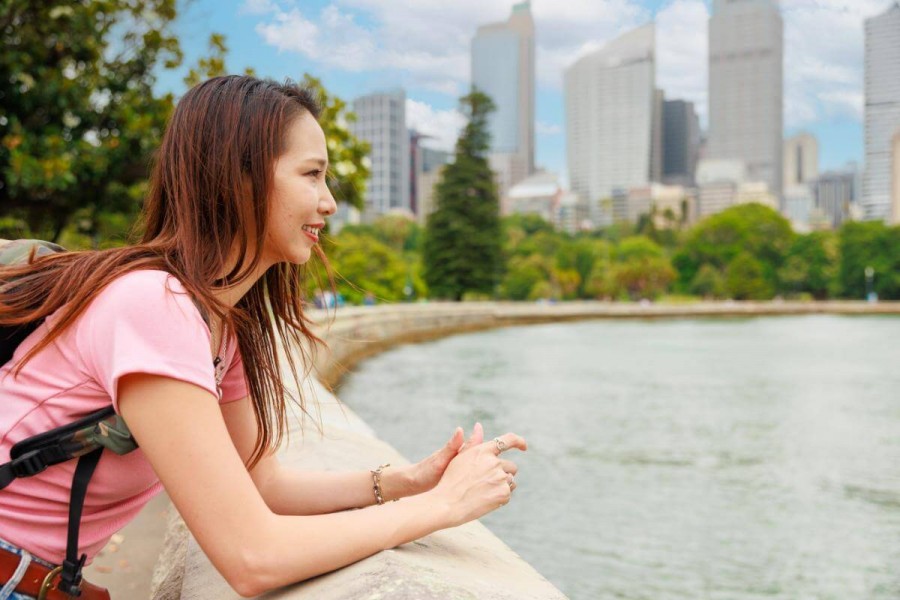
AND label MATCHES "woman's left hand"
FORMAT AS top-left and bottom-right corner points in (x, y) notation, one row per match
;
(381, 423), (484, 501)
